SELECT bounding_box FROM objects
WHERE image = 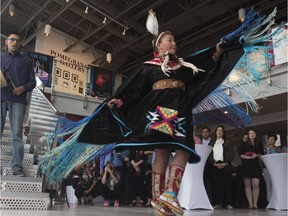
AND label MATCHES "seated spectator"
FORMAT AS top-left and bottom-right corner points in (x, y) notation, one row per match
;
(101, 161), (121, 207)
